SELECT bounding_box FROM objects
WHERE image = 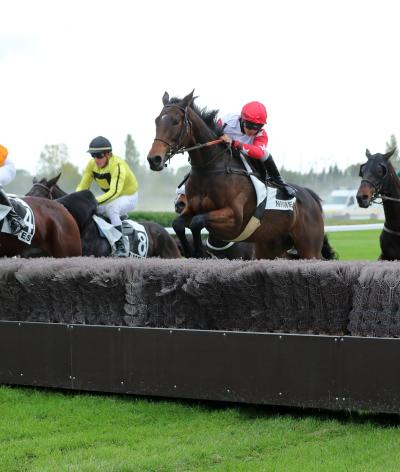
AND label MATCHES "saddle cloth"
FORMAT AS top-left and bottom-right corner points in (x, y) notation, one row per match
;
(0, 197), (35, 245)
(229, 156), (296, 242)
(240, 155), (296, 212)
(92, 215), (149, 258)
